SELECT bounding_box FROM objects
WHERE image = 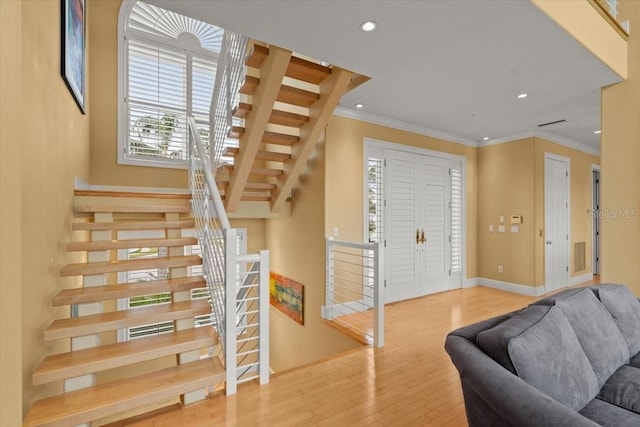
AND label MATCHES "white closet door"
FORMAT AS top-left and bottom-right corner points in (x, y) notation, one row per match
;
(385, 150), (420, 303)
(420, 158), (450, 294)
